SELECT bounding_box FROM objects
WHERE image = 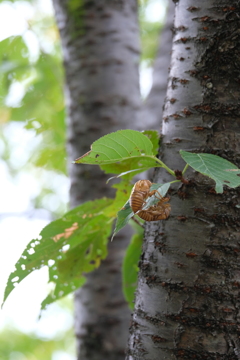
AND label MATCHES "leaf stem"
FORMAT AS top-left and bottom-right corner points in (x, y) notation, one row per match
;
(154, 157), (175, 176)
(169, 180), (181, 184)
(182, 163), (189, 175)
(131, 216), (144, 228)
